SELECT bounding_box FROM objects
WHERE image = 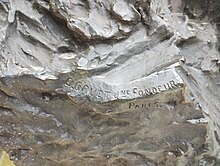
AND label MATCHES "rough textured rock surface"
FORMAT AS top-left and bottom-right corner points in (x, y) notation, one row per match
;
(0, 0), (220, 165)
